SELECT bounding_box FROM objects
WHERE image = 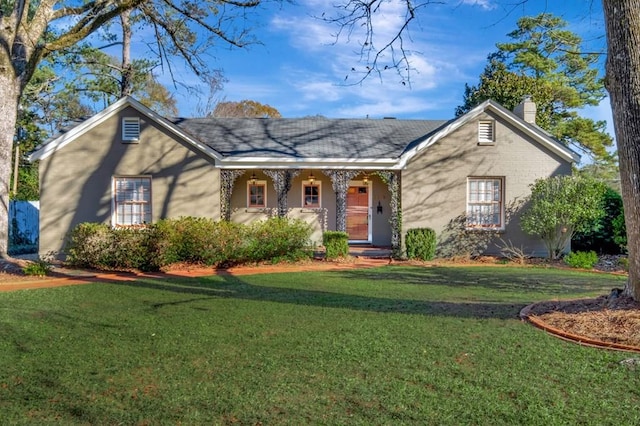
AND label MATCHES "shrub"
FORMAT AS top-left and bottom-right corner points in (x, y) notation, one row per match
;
(612, 211), (627, 253)
(245, 217), (312, 263)
(65, 217), (313, 271)
(521, 176), (607, 259)
(405, 228), (437, 261)
(23, 258), (51, 276)
(323, 231), (349, 259)
(65, 223), (113, 268)
(564, 250), (599, 269)
(572, 187), (624, 254)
